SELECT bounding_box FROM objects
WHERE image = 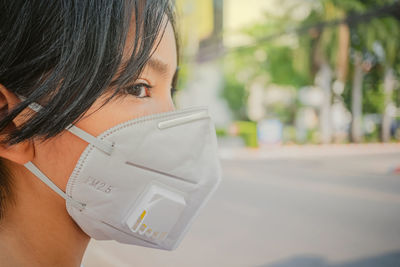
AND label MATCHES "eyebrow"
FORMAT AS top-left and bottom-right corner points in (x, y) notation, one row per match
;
(147, 58), (170, 76)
